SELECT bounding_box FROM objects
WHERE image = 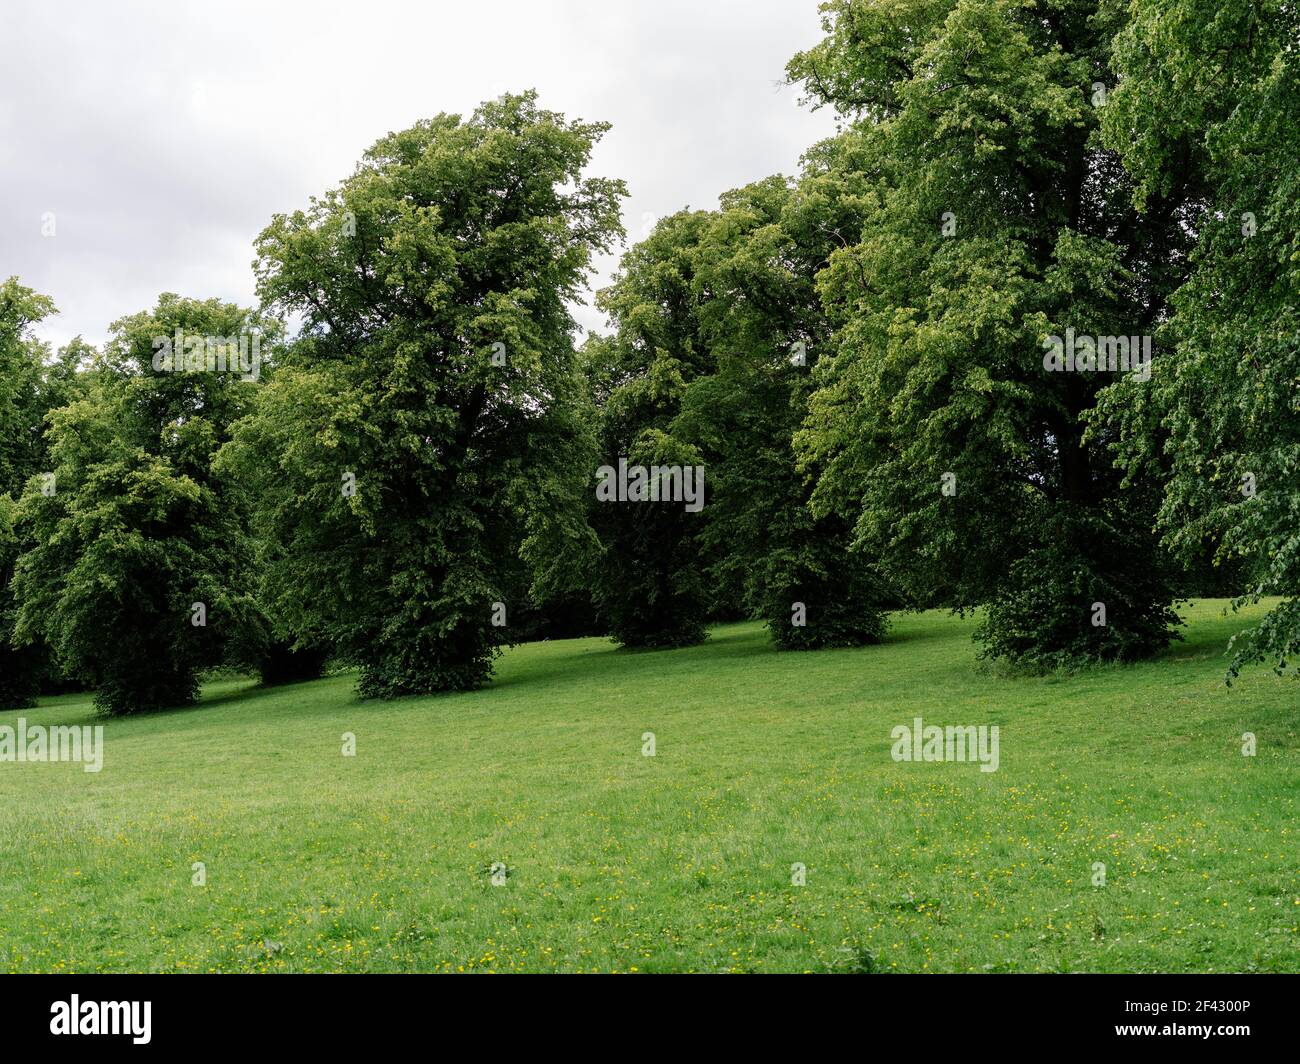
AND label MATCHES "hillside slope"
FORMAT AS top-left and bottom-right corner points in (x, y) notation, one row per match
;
(1, 600), (1296, 972)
